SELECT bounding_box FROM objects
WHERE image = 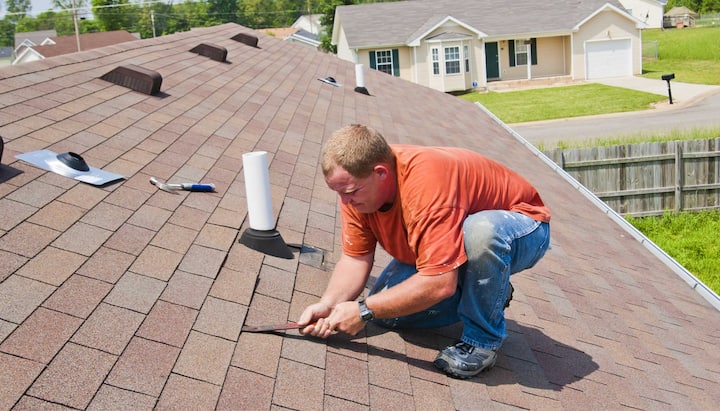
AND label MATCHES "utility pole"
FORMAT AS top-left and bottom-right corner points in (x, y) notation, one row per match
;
(71, 0), (81, 52)
(151, 10), (156, 38)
